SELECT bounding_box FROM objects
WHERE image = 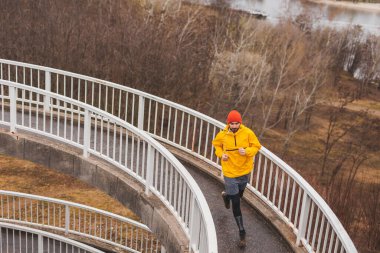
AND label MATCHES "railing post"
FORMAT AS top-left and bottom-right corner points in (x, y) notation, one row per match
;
(9, 86), (17, 133)
(138, 95), (145, 130)
(296, 192), (311, 246)
(189, 196), (200, 252)
(65, 205), (70, 235)
(44, 71), (51, 112)
(83, 109), (91, 158)
(38, 234), (43, 253)
(145, 144), (154, 195)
